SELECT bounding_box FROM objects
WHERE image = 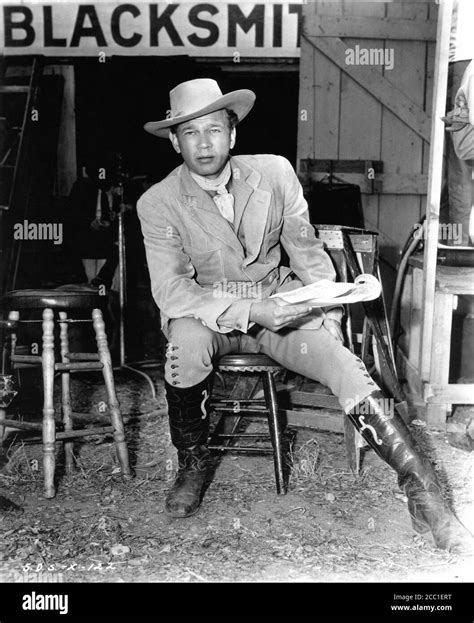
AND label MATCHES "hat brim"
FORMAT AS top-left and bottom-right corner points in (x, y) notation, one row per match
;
(144, 89), (256, 138)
